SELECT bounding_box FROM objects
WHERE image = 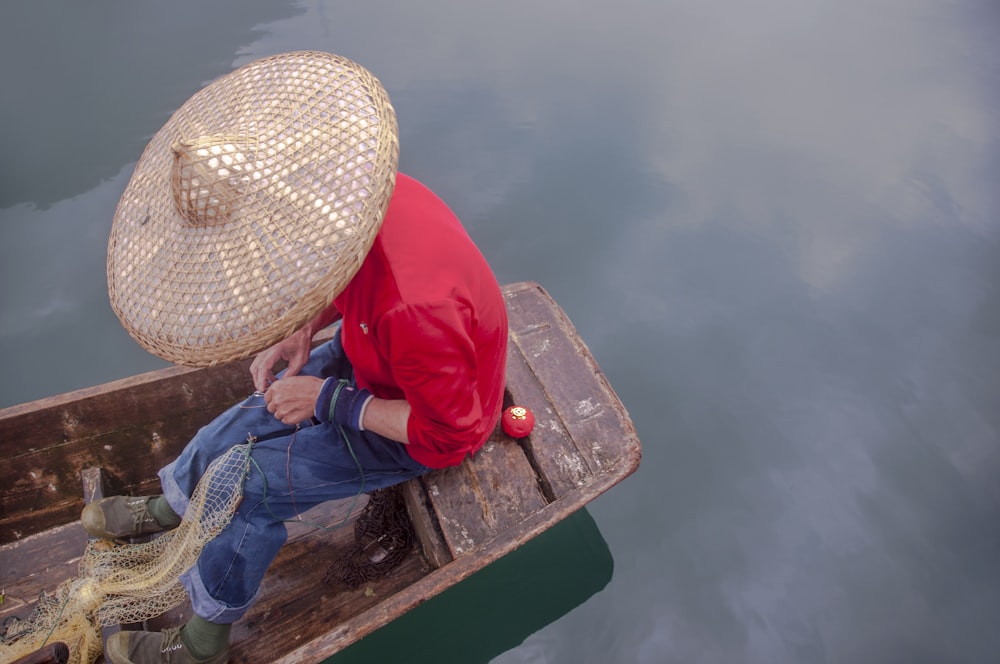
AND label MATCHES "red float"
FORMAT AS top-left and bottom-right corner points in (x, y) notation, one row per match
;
(502, 405), (535, 438)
